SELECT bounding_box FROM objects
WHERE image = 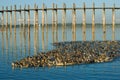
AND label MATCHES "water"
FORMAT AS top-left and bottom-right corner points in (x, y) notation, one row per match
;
(0, 24), (120, 80)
